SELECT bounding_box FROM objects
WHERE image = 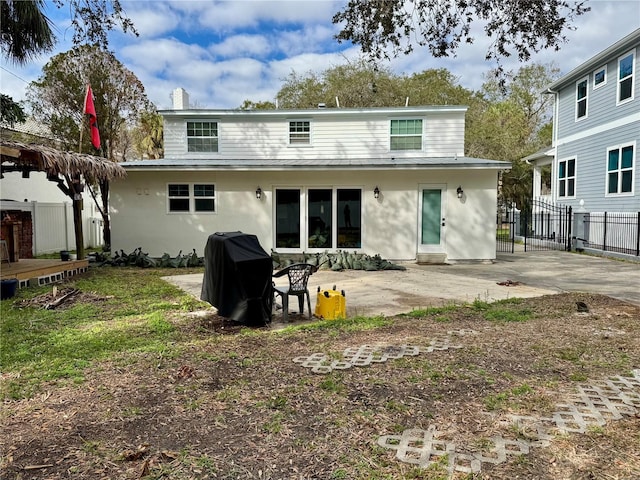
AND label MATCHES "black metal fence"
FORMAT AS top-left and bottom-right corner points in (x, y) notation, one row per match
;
(497, 200), (572, 253)
(583, 211), (640, 257)
(498, 202), (640, 257)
